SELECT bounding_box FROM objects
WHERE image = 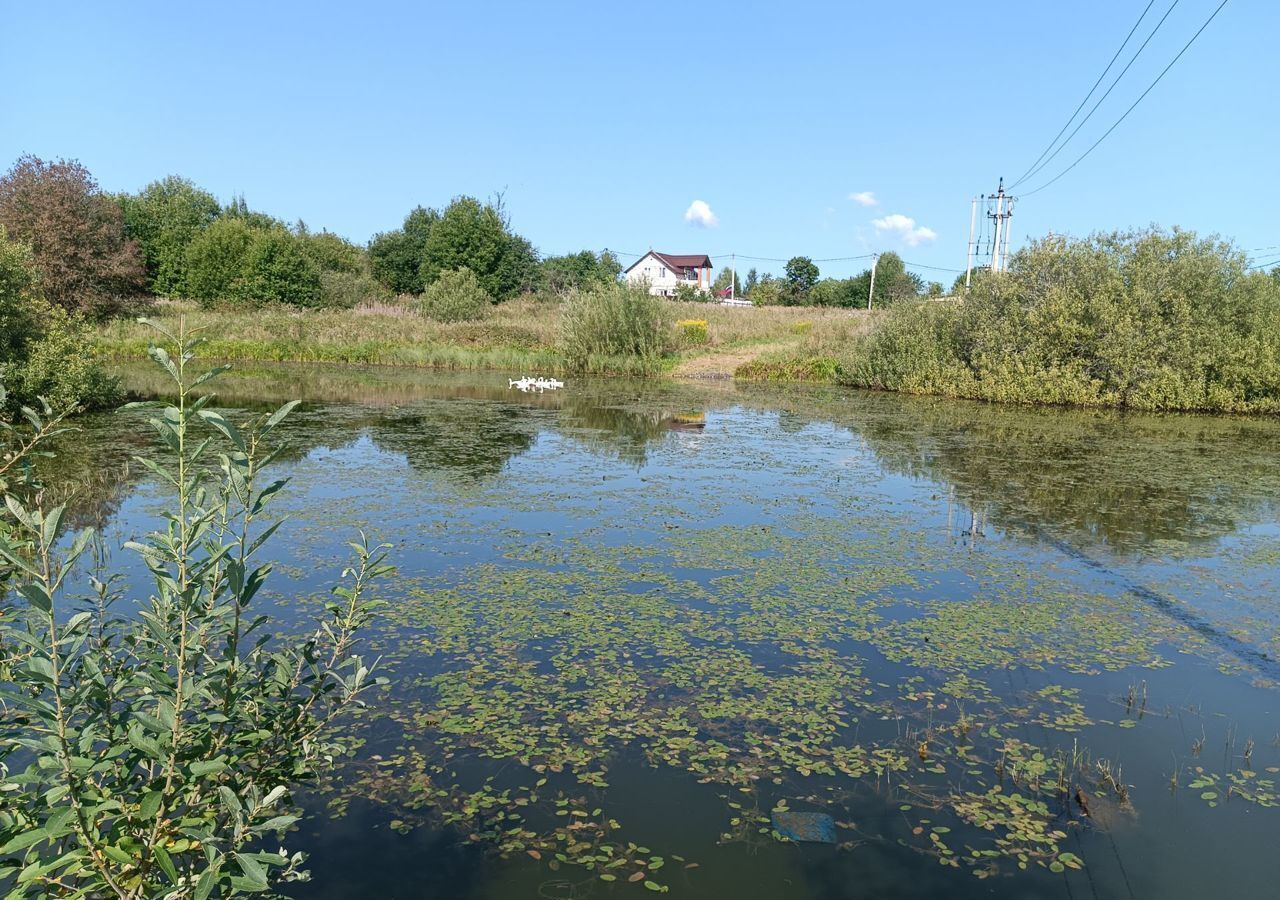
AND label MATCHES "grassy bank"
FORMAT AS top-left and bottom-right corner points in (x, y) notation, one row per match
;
(93, 297), (869, 379)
